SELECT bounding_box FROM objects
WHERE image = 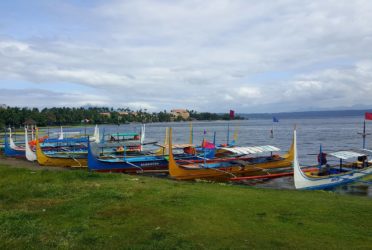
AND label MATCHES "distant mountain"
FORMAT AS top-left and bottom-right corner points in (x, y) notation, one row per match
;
(239, 109), (372, 119)
(291, 105), (372, 112)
